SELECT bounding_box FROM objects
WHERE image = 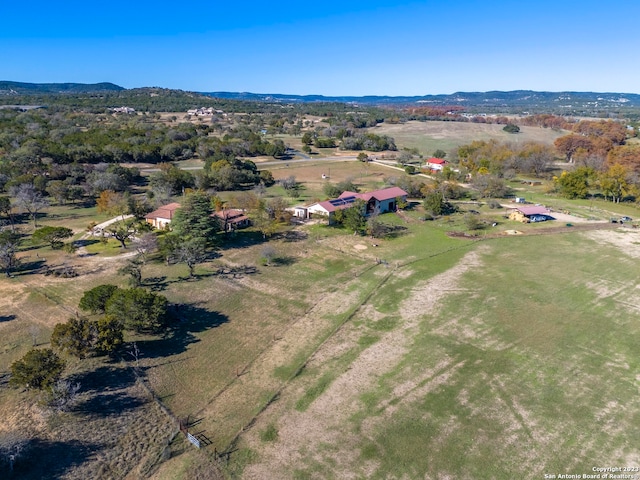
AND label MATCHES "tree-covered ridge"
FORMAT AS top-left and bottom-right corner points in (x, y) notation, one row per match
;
(0, 87), (393, 119)
(4, 84), (640, 117)
(0, 81), (124, 95)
